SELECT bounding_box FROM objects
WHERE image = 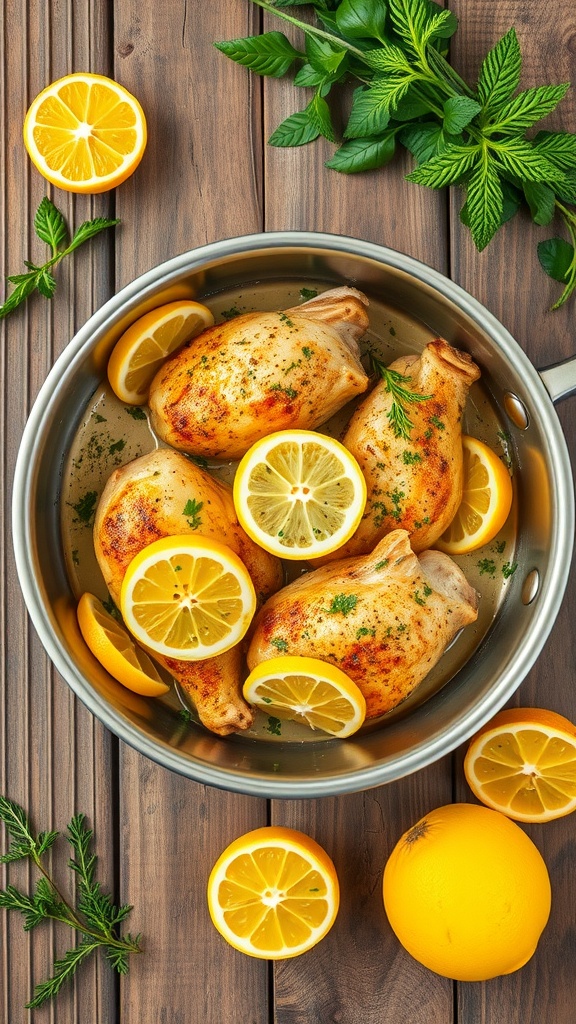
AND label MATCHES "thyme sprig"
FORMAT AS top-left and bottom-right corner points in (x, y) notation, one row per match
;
(0, 796), (141, 1009)
(371, 353), (431, 439)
